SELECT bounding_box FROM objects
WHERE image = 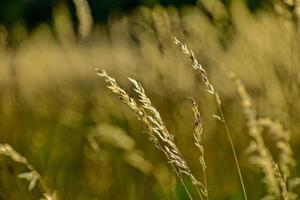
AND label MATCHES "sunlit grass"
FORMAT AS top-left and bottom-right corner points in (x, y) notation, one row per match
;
(0, 0), (300, 199)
